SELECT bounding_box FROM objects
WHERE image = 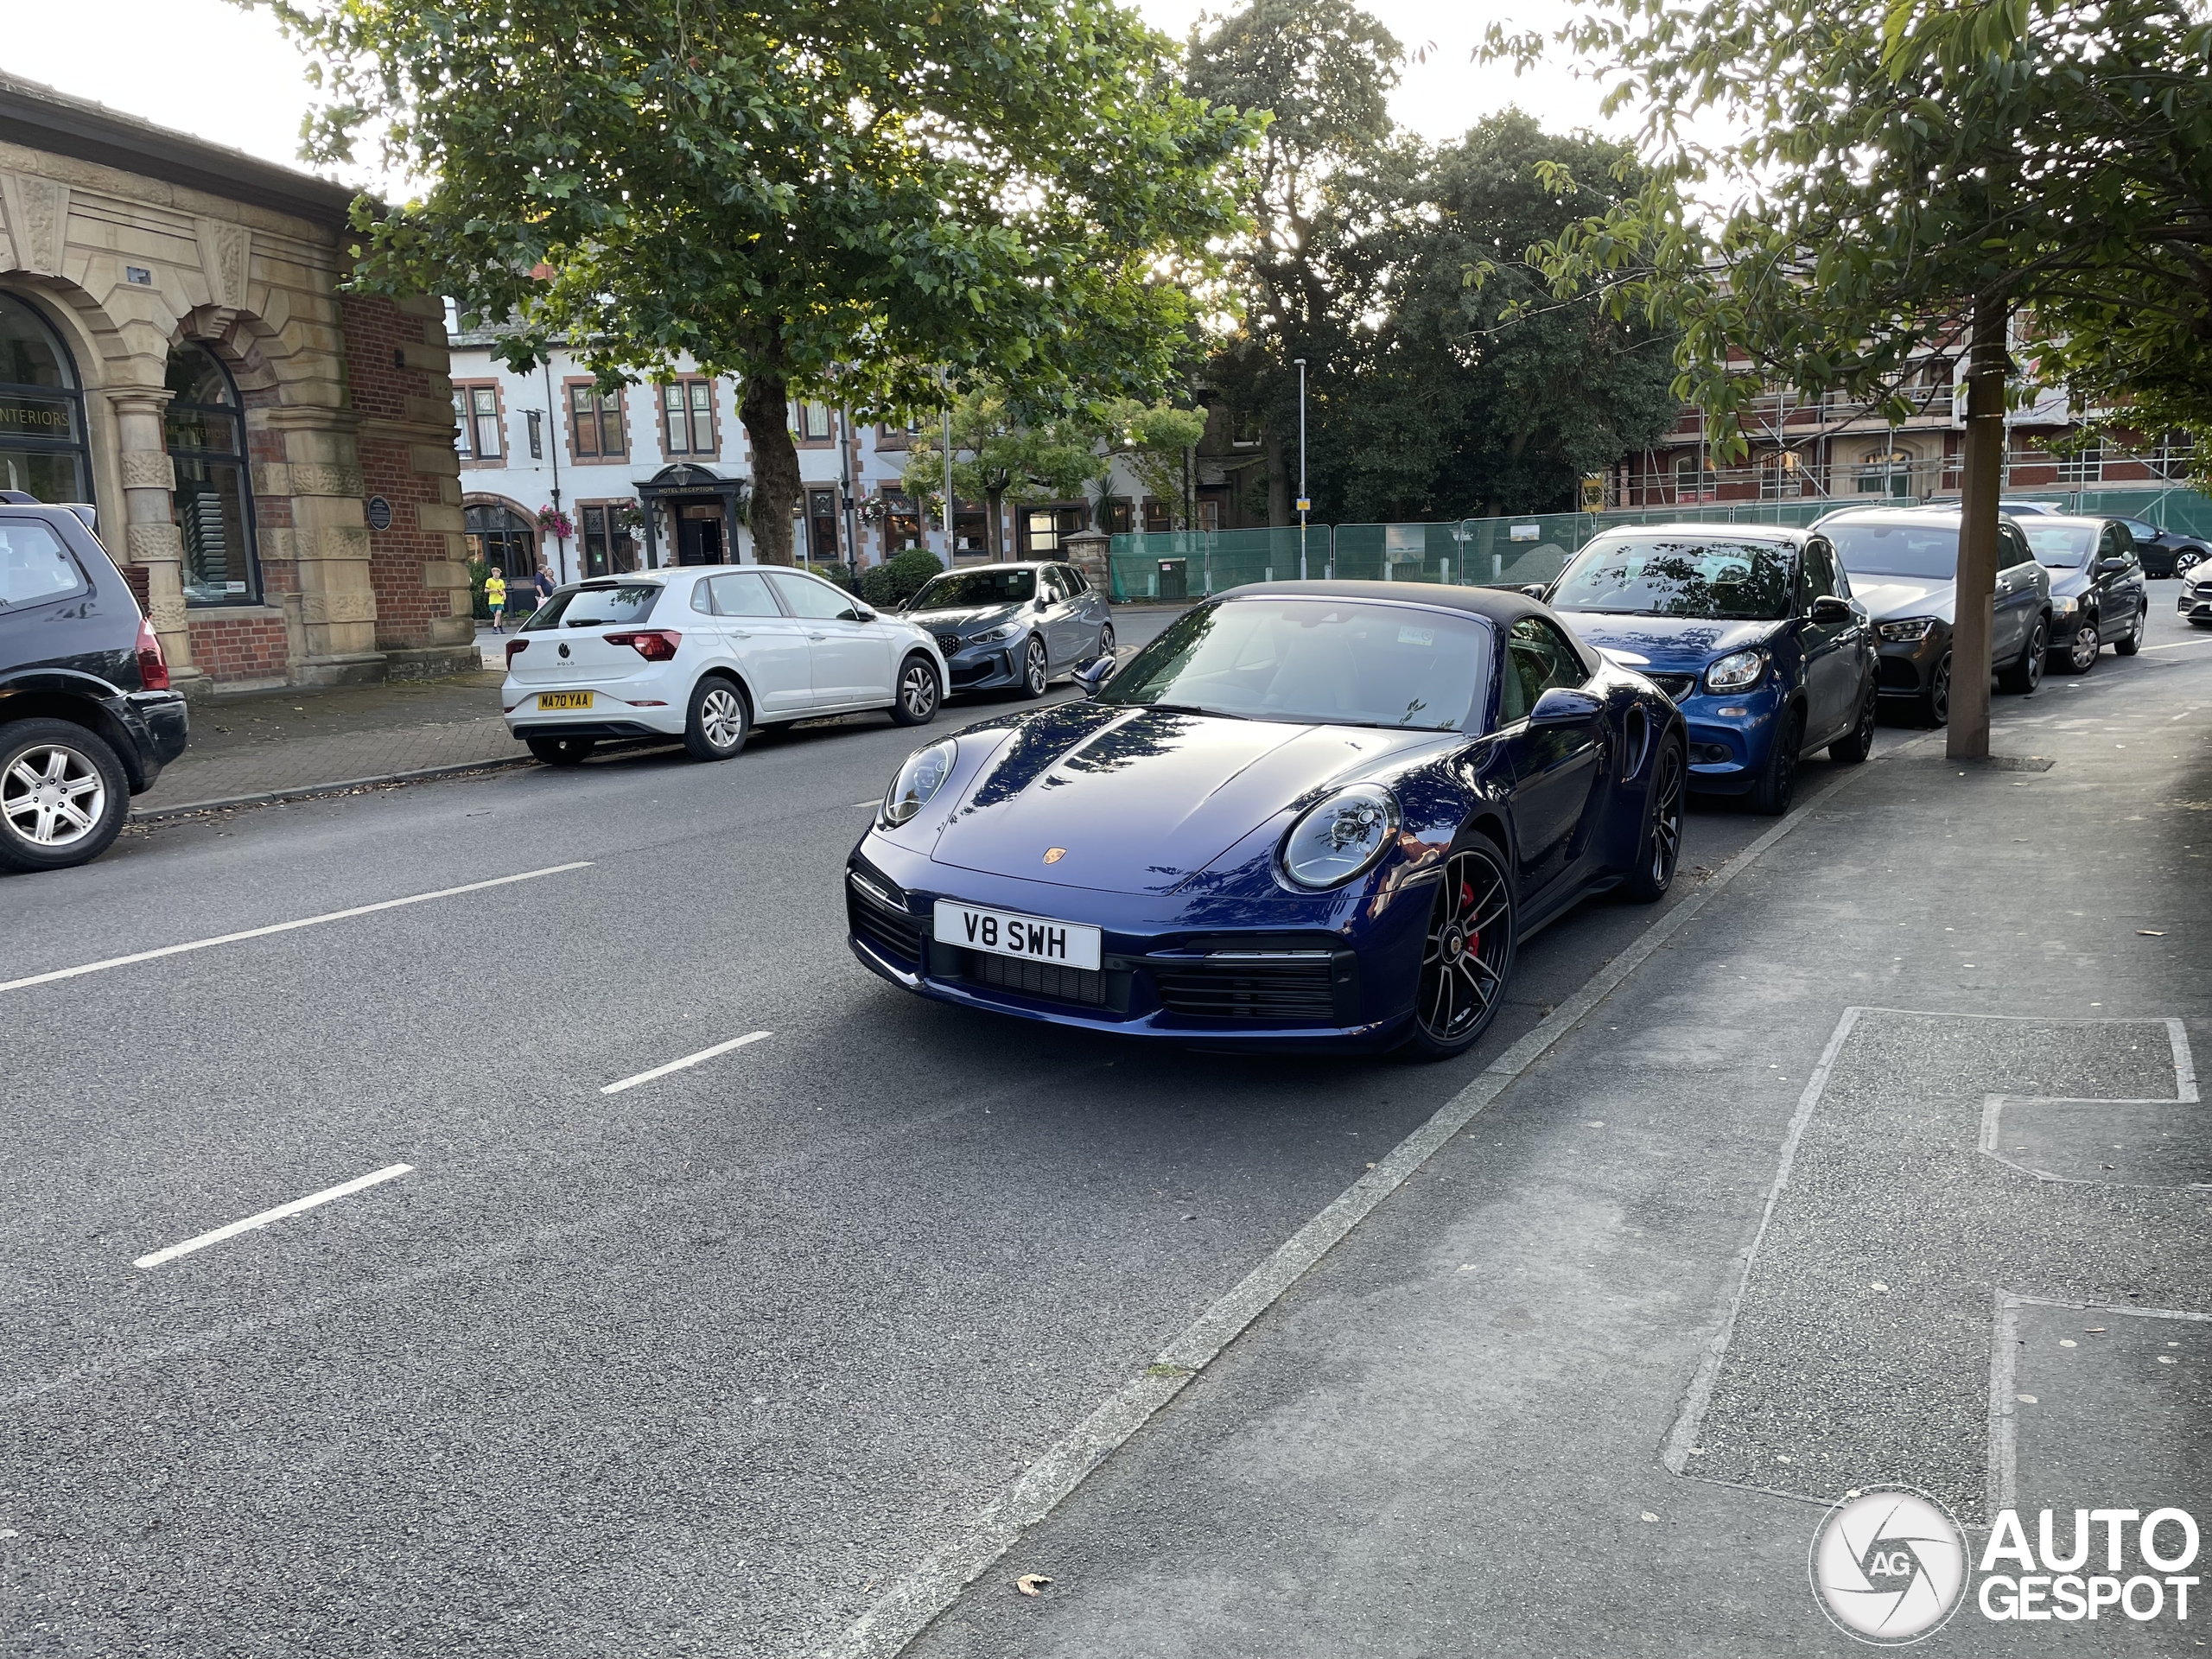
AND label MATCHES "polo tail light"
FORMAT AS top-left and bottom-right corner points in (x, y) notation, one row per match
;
(505, 637), (530, 666)
(135, 618), (170, 691)
(606, 630), (681, 662)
